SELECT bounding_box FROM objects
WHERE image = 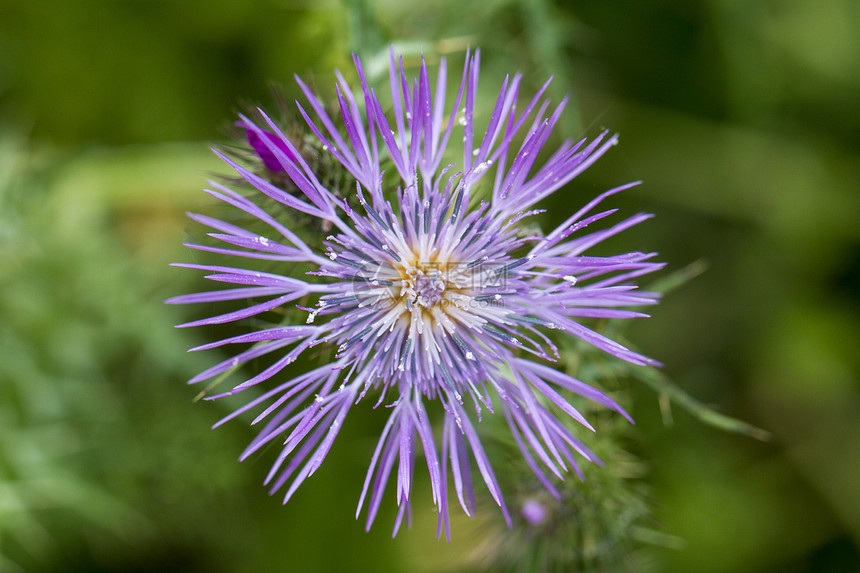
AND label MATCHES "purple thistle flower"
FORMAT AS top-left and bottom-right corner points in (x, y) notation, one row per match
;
(168, 47), (663, 538)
